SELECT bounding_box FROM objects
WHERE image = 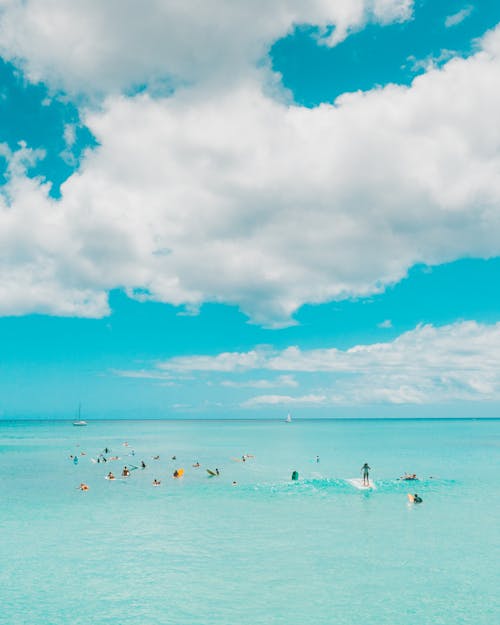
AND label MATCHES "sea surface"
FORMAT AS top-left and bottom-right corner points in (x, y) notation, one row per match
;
(1, 418), (499, 625)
